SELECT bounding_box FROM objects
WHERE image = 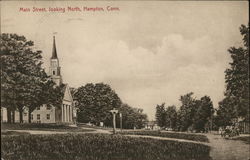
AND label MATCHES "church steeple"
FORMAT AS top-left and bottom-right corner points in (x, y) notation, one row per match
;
(49, 36), (62, 86)
(51, 36), (58, 59)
